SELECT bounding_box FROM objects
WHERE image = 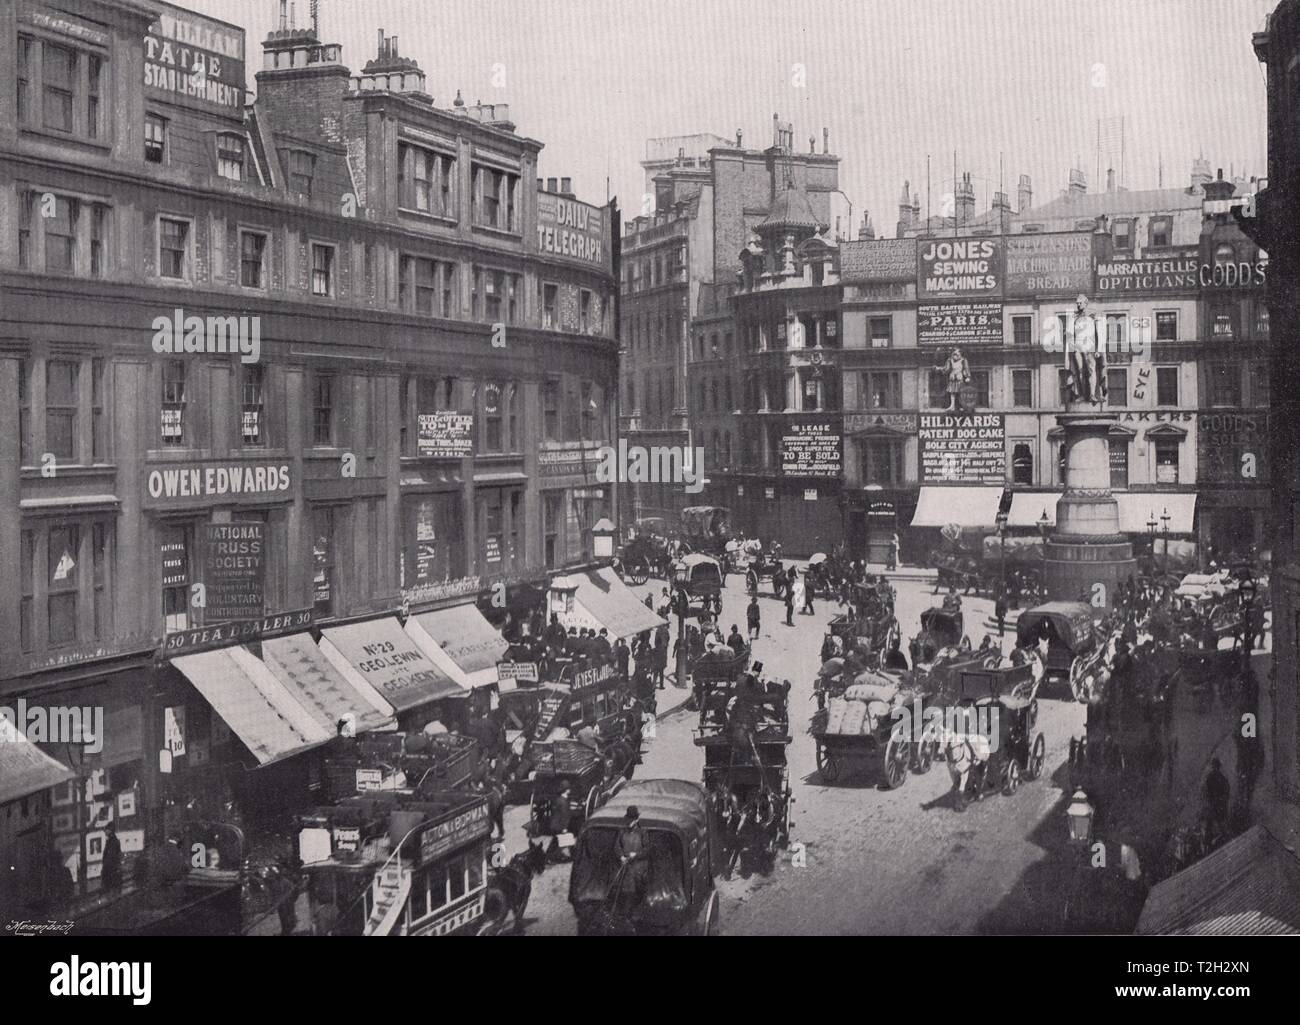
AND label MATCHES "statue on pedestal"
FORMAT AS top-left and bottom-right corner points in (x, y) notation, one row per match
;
(934, 347), (970, 412)
(1067, 295), (1108, 406)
